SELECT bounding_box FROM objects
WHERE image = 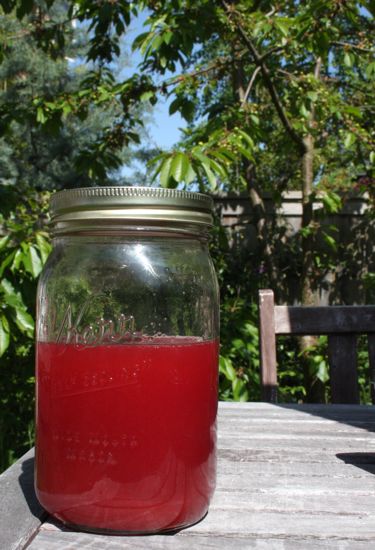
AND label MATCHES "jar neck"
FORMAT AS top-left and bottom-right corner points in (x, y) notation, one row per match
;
(51, 222), (210, 241)
(51, 233), (210, 249)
